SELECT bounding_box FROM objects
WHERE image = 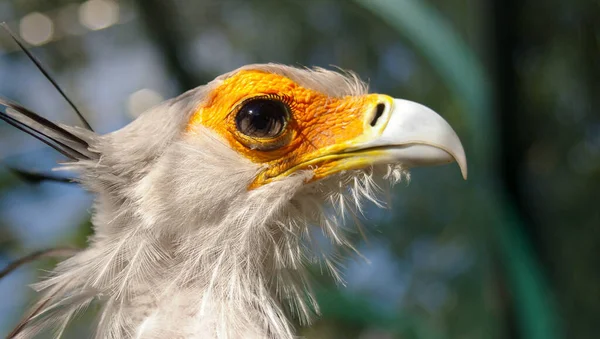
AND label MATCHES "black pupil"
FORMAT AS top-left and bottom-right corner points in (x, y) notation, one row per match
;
(235, 99), (288, 138)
